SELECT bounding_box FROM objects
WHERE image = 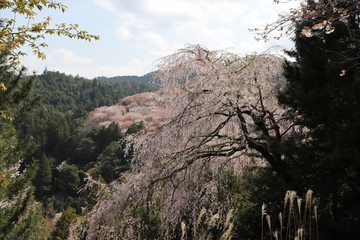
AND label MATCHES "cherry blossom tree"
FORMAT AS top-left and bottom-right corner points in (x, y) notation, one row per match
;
(79, 45), (297, 239)
(135, 45), (296, 187)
